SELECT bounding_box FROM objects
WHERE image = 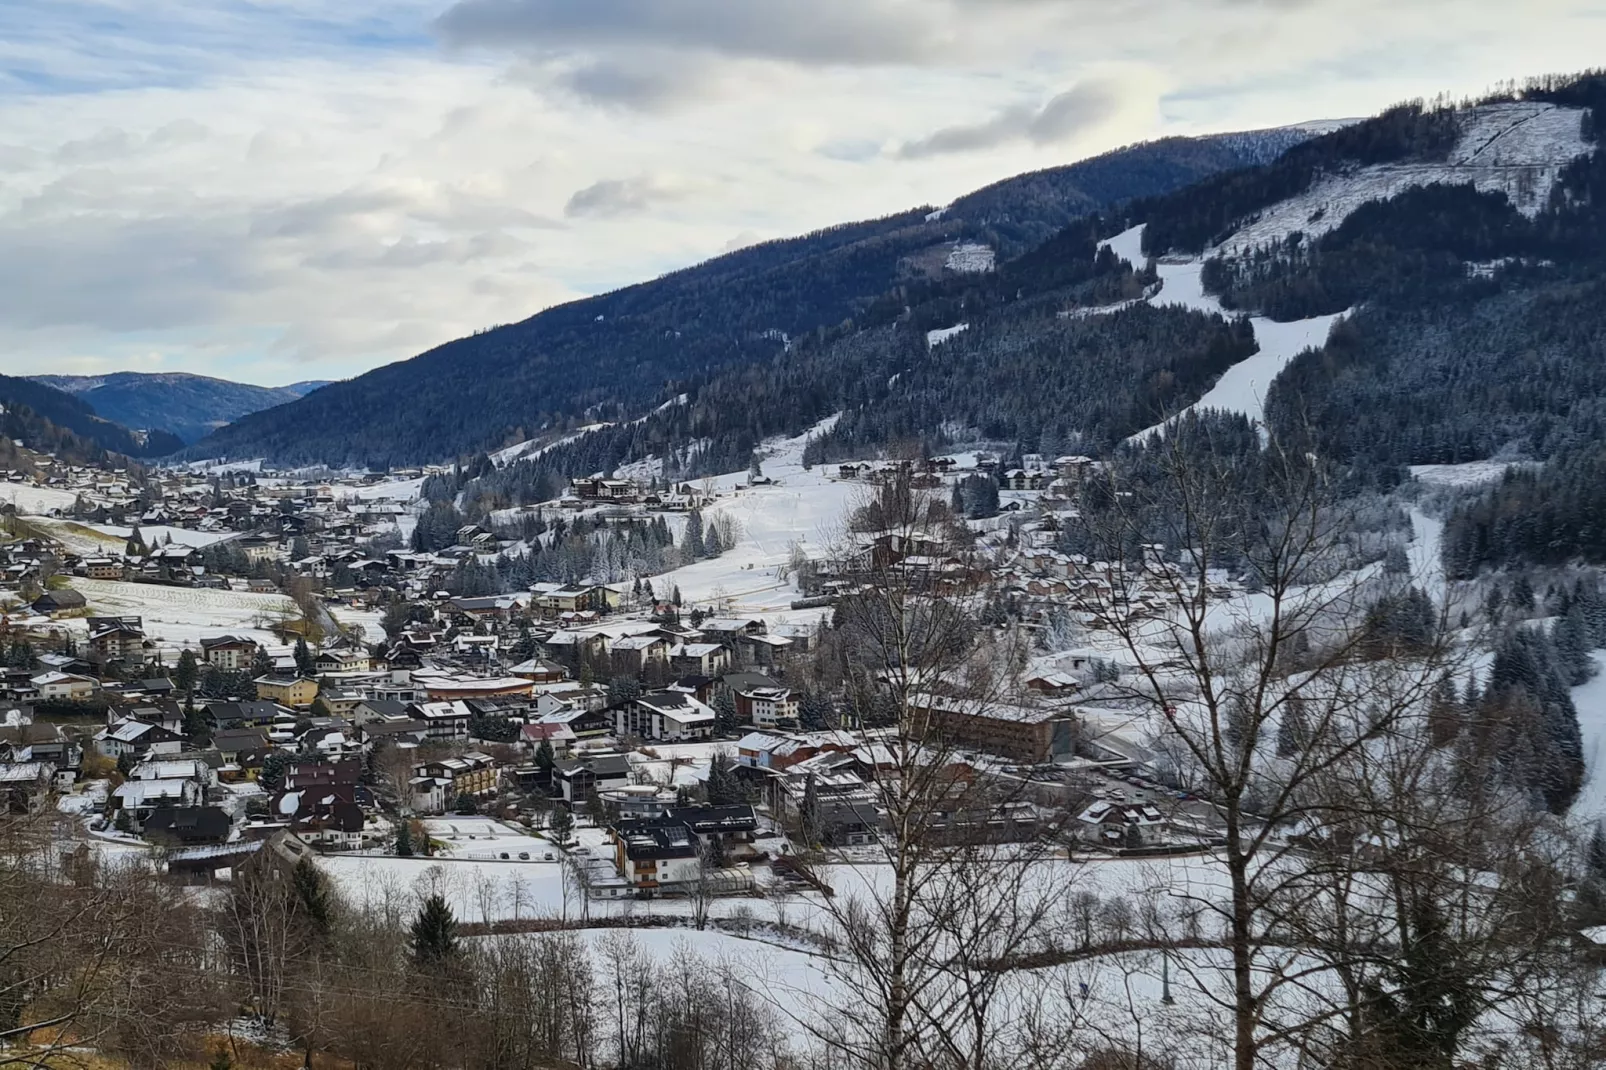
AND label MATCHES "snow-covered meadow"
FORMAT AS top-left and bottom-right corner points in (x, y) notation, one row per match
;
(66, 576), (299, 652)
